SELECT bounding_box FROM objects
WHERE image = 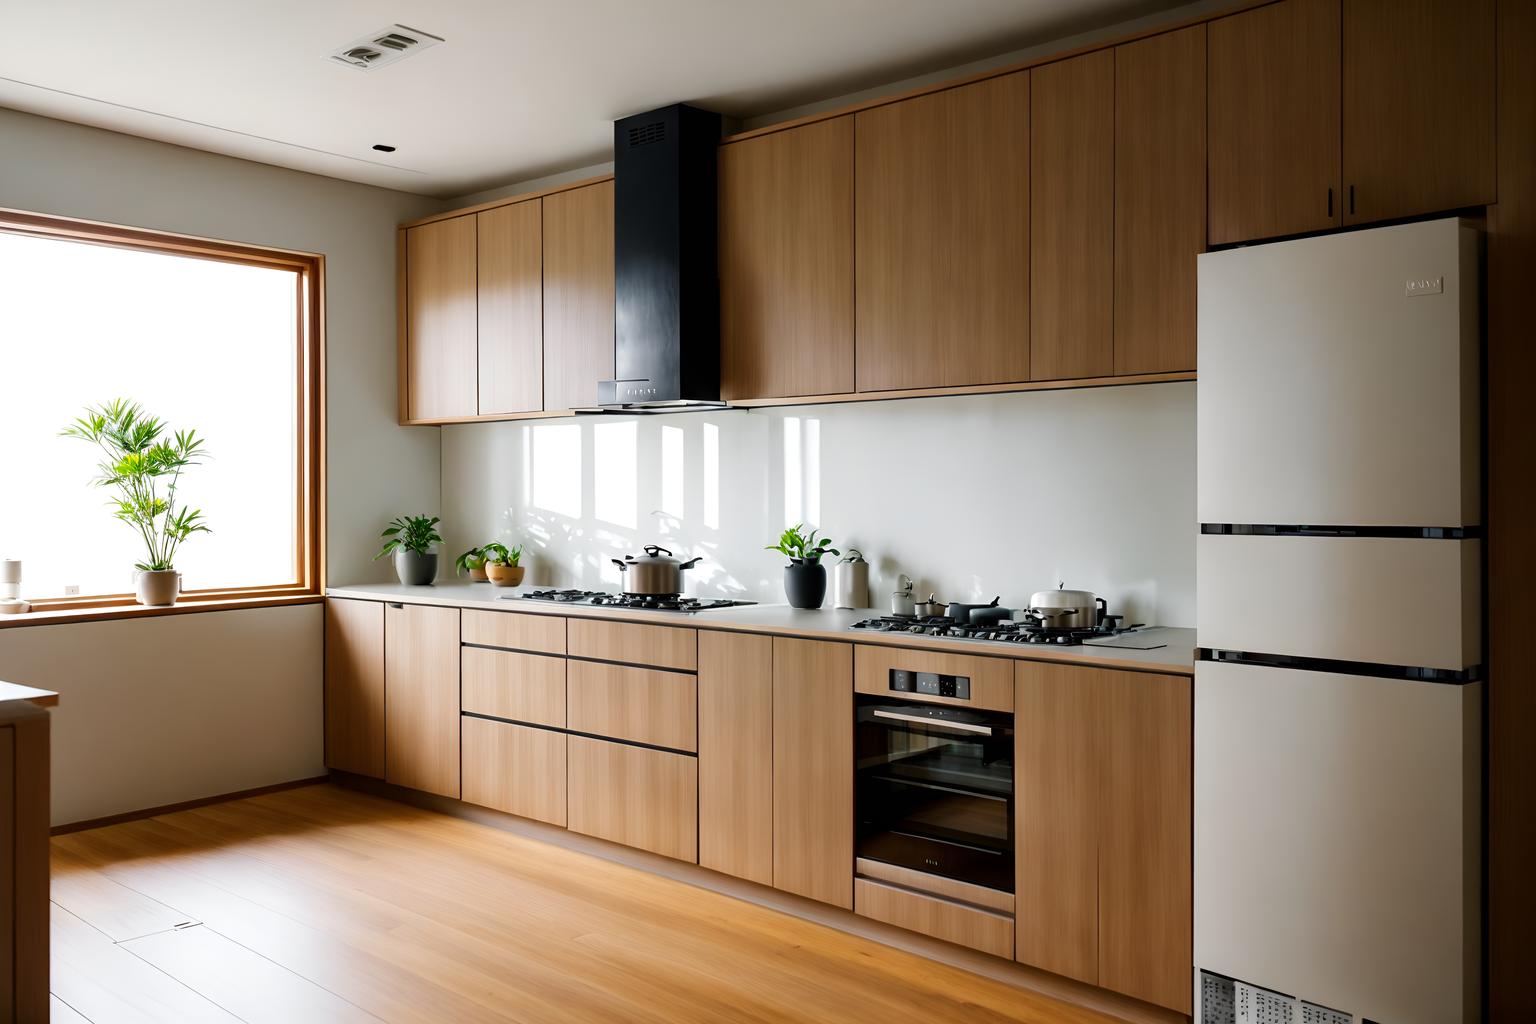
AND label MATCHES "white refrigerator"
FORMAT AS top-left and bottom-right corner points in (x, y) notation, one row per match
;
(1194, 219), (1482, 1024)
